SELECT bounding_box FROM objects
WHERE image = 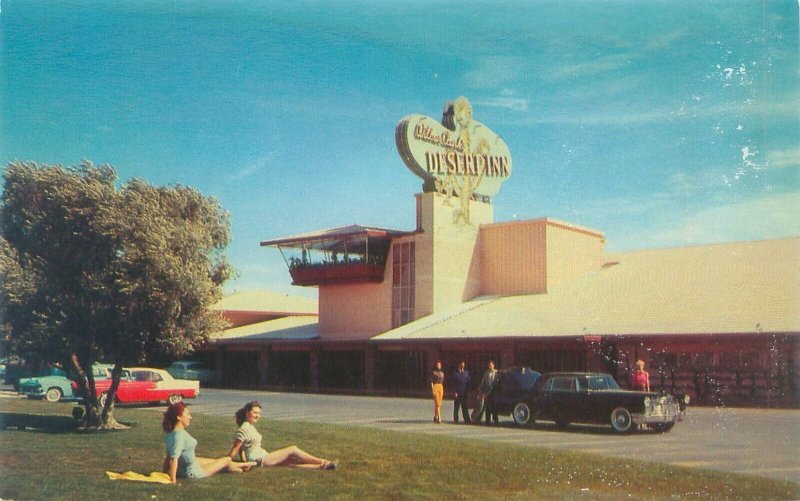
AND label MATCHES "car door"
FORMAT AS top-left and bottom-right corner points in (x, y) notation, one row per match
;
(540, 375), (582, 423)
(126, 370), (160, 402)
